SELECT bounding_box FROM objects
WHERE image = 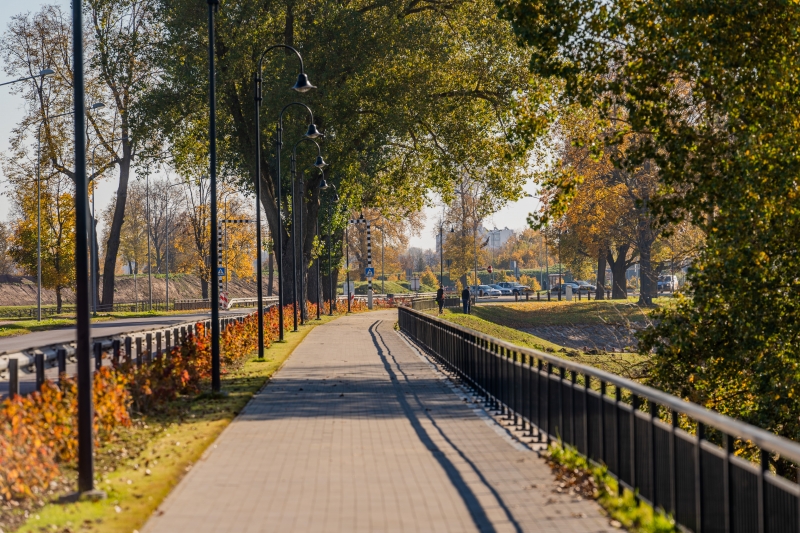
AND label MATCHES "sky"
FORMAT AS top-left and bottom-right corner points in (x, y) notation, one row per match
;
(0, 1), (540, 250)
